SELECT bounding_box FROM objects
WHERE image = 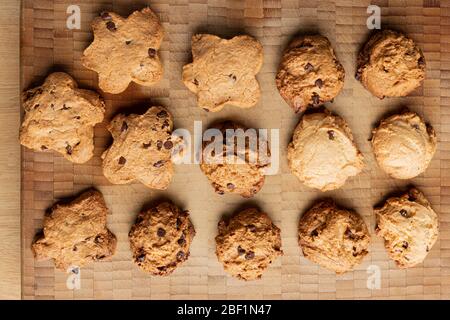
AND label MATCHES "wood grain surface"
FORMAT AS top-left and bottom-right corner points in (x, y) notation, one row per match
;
(18, 0), (450, 300)
(0, 0), (21, 300)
